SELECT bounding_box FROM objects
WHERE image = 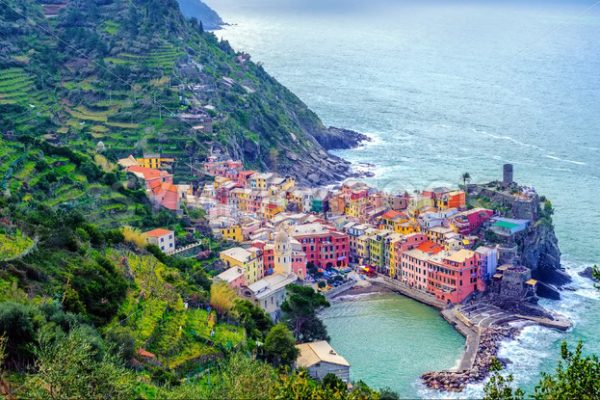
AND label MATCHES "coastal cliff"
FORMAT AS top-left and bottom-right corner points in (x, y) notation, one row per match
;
(469, 183), (570, 296)
(0, 0), (366, 186)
